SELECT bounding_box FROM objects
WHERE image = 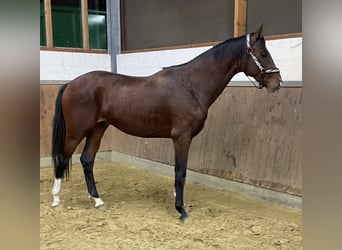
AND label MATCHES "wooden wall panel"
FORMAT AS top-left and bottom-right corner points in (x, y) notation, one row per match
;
(234, 0), (247, 37)
(40, 84), (60, 157)
(187, 87), (302, 195)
